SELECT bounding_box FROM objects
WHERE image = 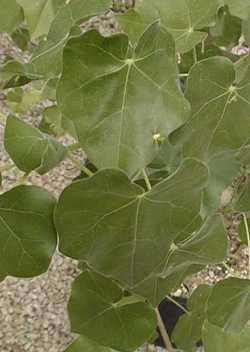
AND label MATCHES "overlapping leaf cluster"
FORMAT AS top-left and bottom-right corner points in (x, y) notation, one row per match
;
(1, 0), (250, 351)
